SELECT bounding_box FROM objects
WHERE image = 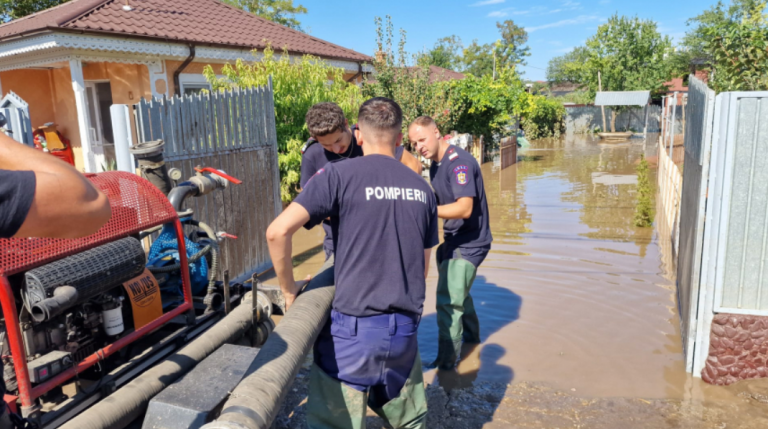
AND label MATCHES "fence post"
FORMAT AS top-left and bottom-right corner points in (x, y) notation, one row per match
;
(111, 104), (136, 173)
